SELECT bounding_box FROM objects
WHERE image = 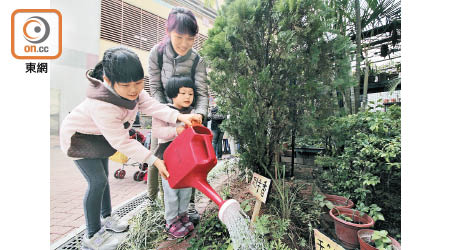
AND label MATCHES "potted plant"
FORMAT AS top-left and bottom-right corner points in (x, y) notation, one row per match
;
(329, 207), (375, 249)
(319, 194), (354, 223)
(358, 229), (401, 250)
(324, 194), (354, 209)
